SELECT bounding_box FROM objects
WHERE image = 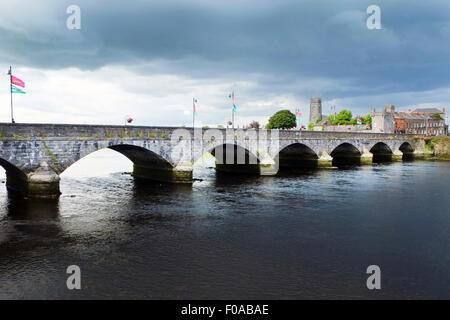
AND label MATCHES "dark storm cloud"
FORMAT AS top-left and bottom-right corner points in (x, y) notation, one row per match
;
(1, 0), (450, 99)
